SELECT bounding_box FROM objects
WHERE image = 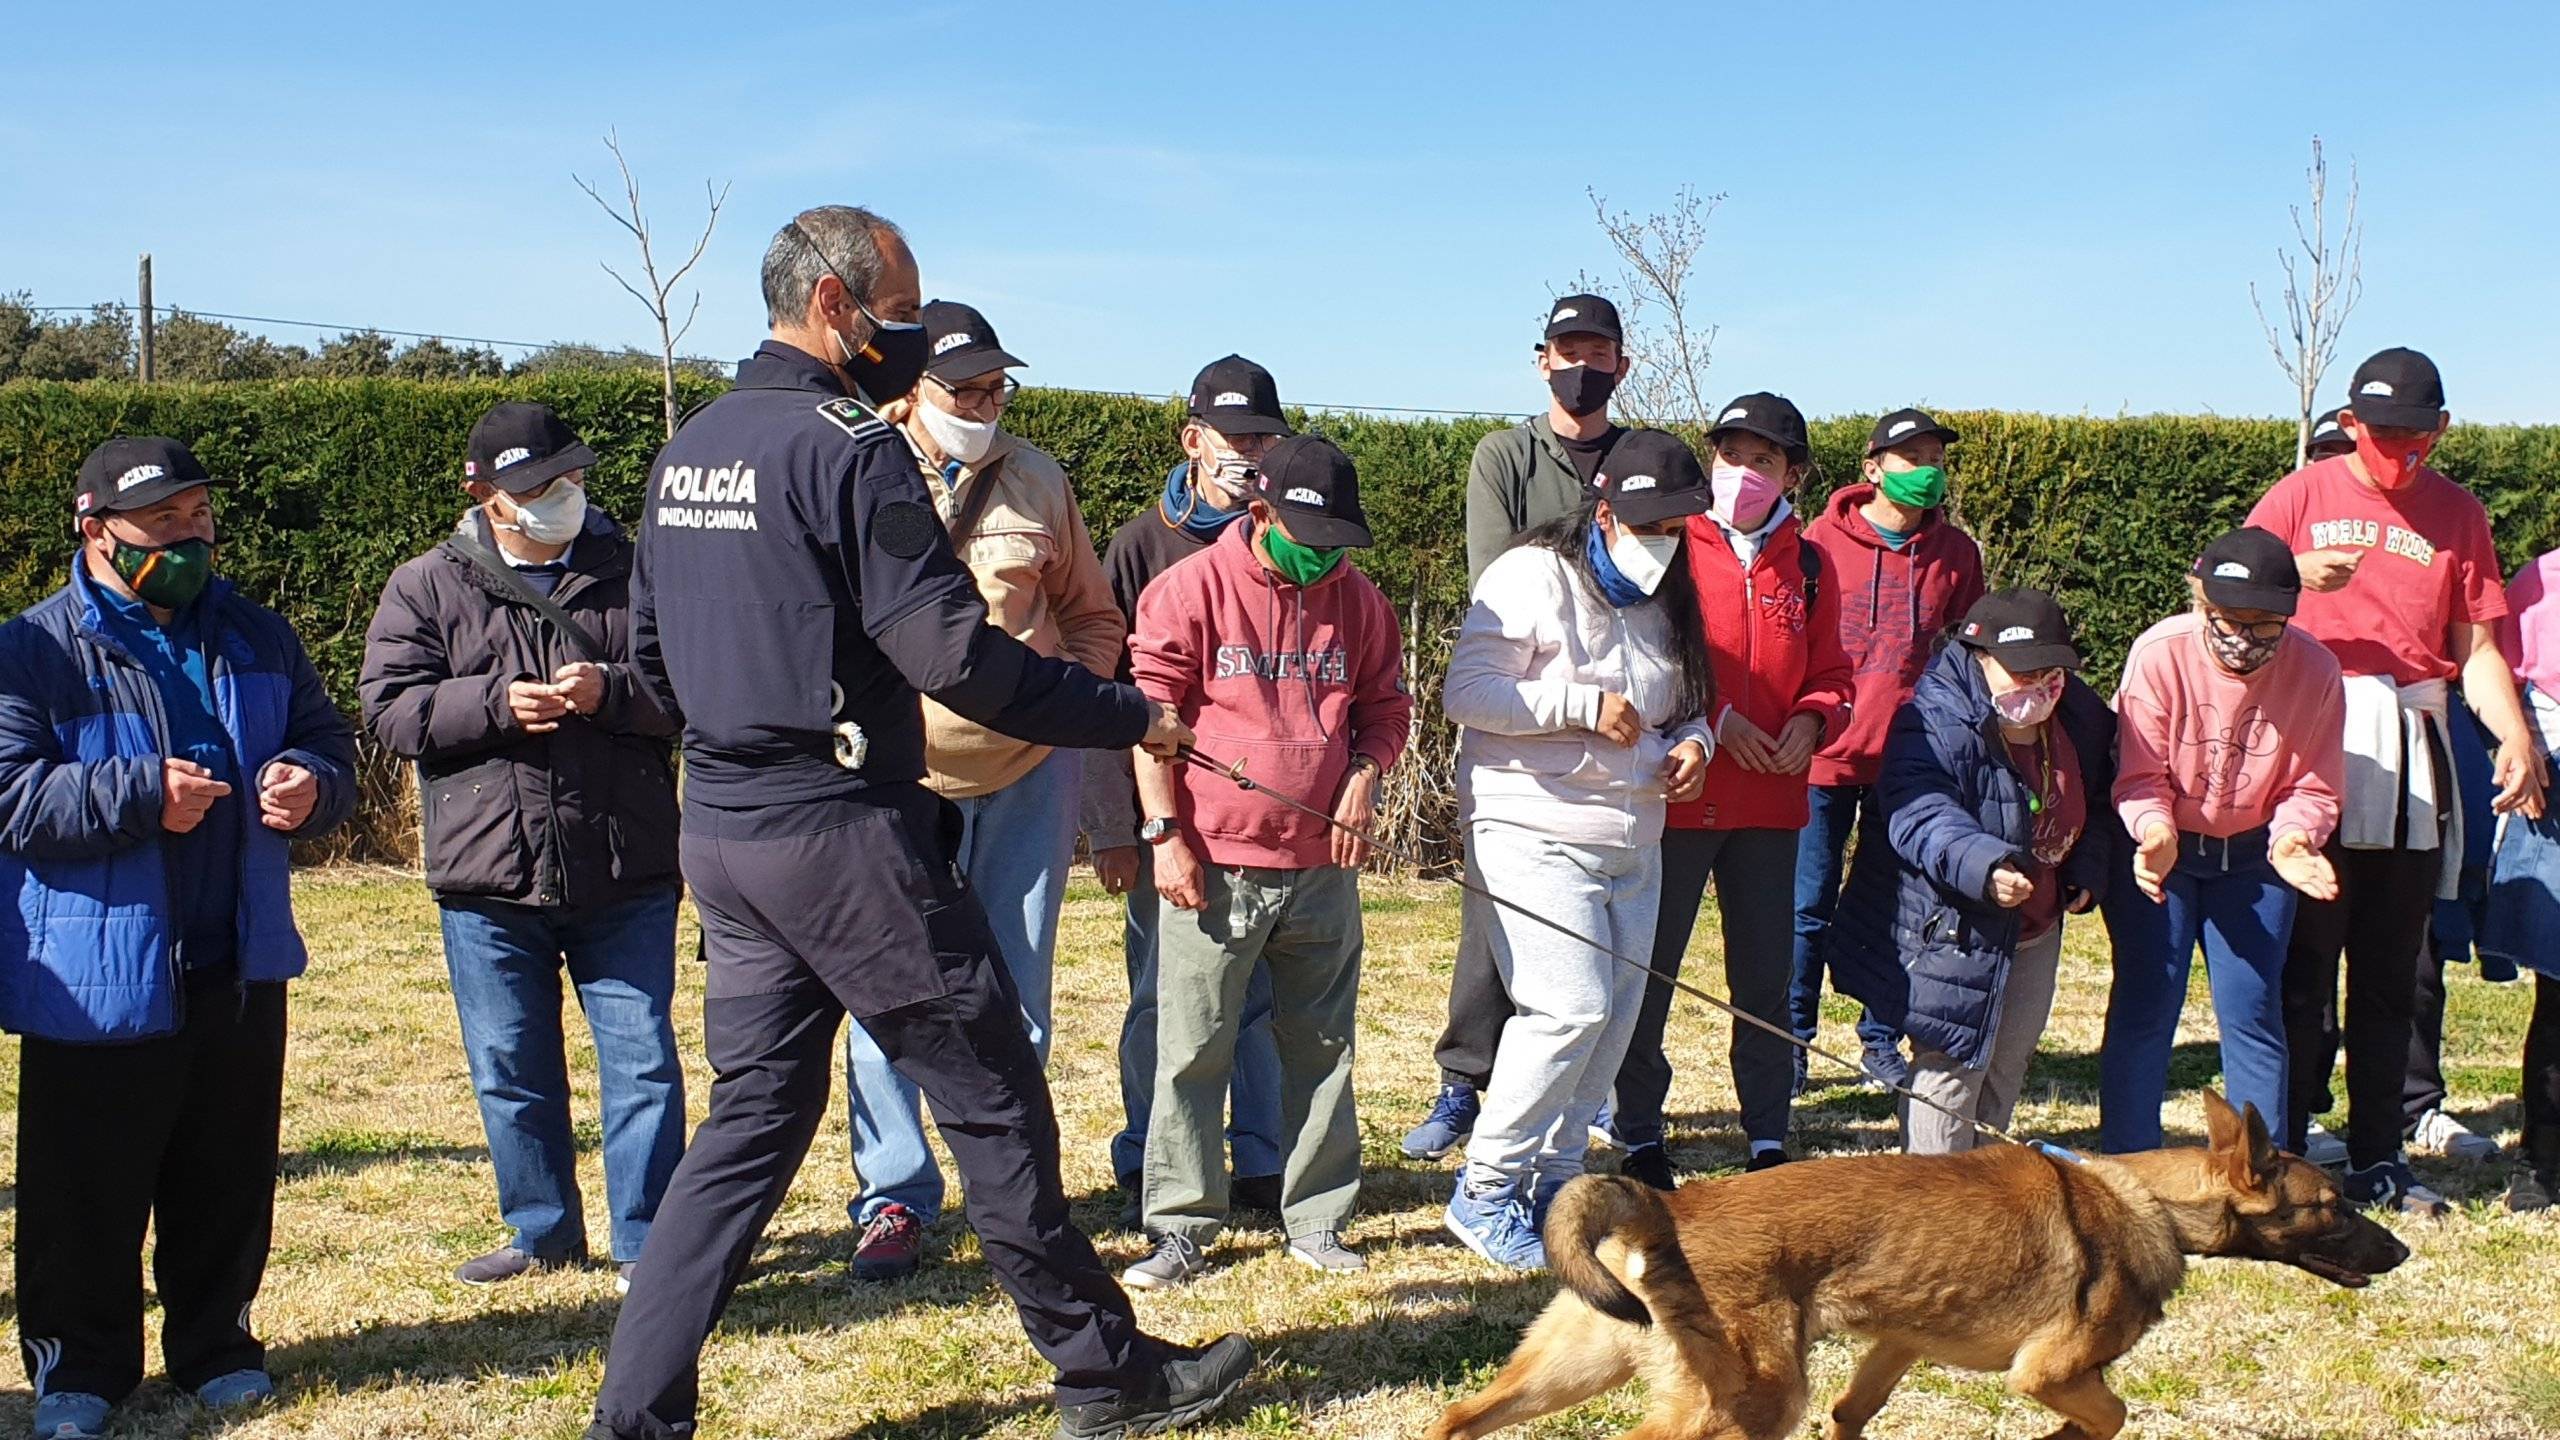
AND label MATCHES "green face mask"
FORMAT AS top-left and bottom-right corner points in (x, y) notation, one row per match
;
(1877, 463), (1948, 510)
(1260, 522), (1345, 586)
(110, 536), (216, 610)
